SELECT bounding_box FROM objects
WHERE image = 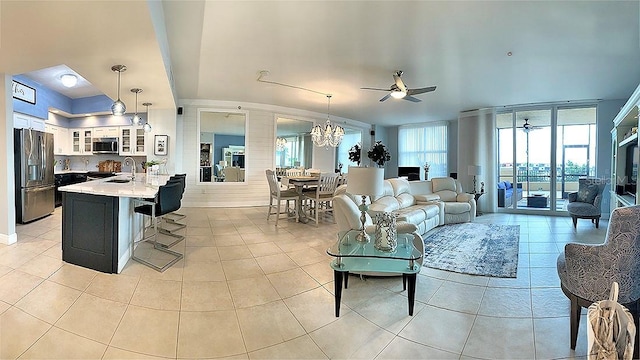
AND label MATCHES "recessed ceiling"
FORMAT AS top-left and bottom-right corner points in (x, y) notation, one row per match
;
(20, 64), (103, 100)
